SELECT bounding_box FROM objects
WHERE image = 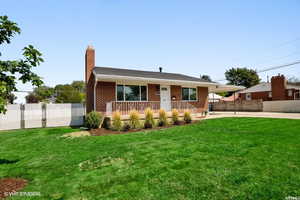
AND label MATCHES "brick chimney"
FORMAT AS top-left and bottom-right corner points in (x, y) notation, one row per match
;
(271, 74), (287, 100)
(85, 45), (95, 113)
(85, 45), (95, 84)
